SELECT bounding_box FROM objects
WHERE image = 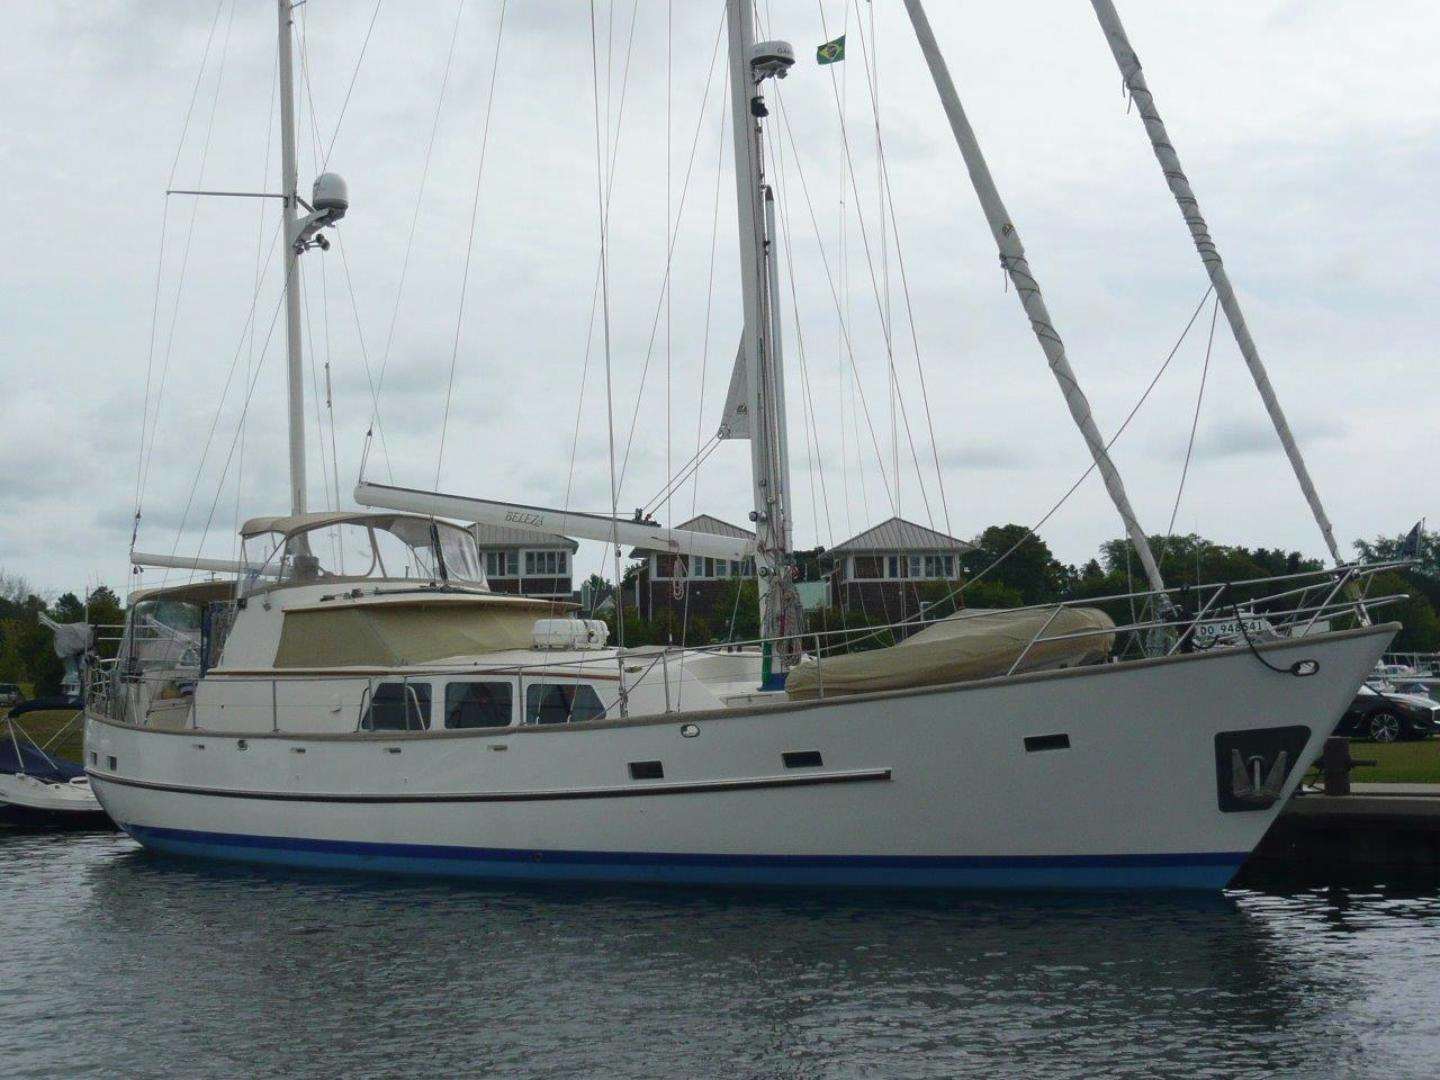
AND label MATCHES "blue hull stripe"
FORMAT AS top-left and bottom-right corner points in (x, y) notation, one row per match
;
(122, 824), (1246, 891)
